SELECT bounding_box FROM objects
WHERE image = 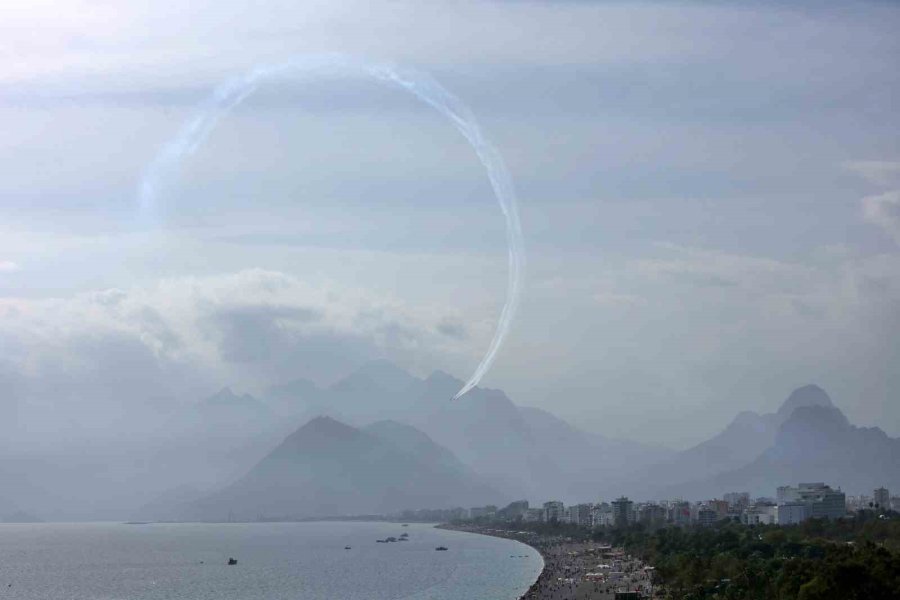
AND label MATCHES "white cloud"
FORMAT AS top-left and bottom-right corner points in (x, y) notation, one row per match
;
(847, 158), (900, 245)
(0, 269), (485, 436)
(0, 260), (20, 272)
(862, 190), (900, 244)
(844, 160), (900, 186)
